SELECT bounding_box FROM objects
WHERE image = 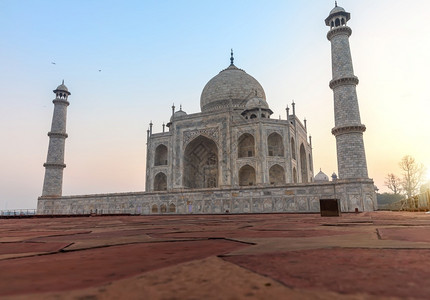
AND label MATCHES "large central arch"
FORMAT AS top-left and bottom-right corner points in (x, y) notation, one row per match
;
(183, 135), (219, 189)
